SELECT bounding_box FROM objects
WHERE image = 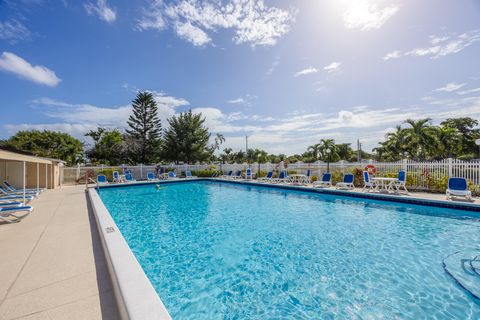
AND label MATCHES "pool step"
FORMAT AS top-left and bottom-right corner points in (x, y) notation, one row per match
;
(443, 249), (480, 300)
